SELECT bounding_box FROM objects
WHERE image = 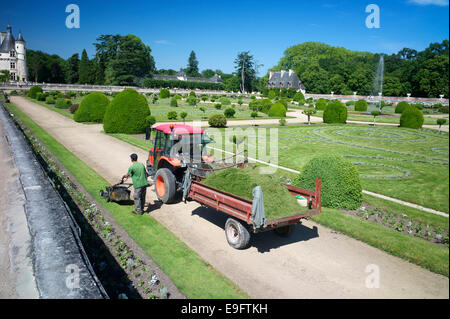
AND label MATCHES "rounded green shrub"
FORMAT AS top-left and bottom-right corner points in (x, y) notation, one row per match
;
(74, 92), (110, 123)
(186, 96), (197, 106)
(167, 111), (177, 120)
(346, 100), (355, 106)
(219, 97), (231, 105)
(103, 89), (150, 133)
(249, 100), (261, 111)
(145, 115), (156, 127)
(400, 106), (424, 129)
(170, 98), (178, 107)
(354, 99), (368, 112)
(160, 89), (170, 99)
(293, 91), (305, 102)
(208, 114), (227, 127)
(268, 102), (287, 117)
(55, 98), (69, 109)
(315, 98), (327, 110)
(173, 94), (182, 100)
(323, 101), (347, 123)
(260, 99), (272, 113)
(215, 103), (222, 110)
(224, 107), (236, 118)
(36, 92), (45, 101)
(293, 155), (362, 209)
(268, 90), (277, 100)
(28, 86), (43, 99)
(45, 96), (55, 104)
(395, 101), (410, 114)
(412, 103), (423, 110)
(189, 91), (196, 97)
